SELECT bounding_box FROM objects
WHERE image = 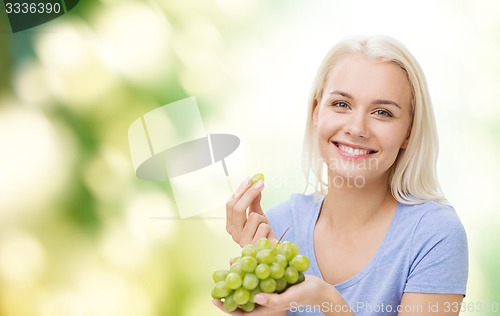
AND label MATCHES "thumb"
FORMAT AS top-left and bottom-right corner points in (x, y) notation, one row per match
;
(253, 292), (294, 310)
